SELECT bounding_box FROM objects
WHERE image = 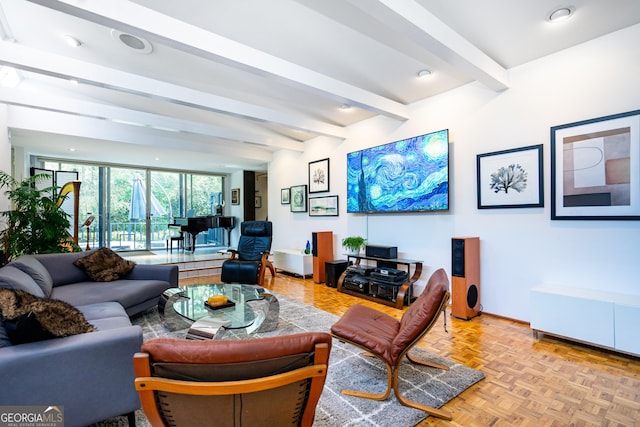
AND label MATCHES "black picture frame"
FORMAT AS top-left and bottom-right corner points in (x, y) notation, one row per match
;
(290, 185), (307, 212)
(309, 195), (339, 216)
(551, 109), (640, 220)
(231, 188), (240, 205)
(280, 188), (290, 204)
(308, 158), (330, 193)
(477, 144), (544, 209)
